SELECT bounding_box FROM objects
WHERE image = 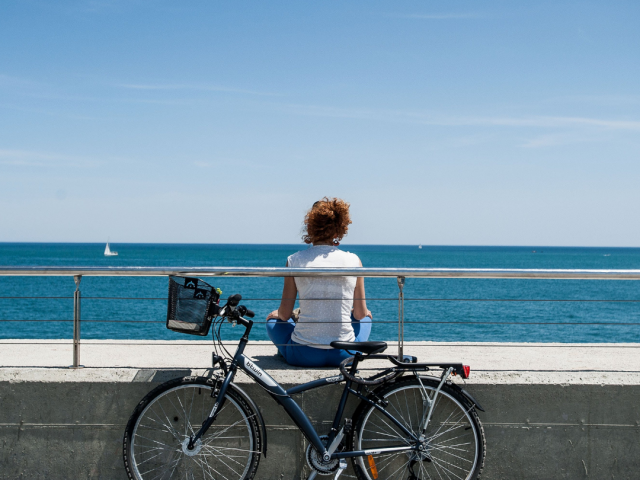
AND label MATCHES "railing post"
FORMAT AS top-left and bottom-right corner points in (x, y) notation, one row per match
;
(71, 275), (83, 369)
(397, 276), (405, 361)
